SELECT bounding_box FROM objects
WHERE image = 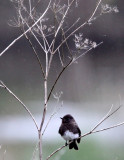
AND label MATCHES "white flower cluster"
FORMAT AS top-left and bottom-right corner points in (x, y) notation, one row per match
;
(8, 17), (21, 27)
(33, 17), (55, 36)
(74, 33), (97, 50)
(101, 4), (119, 14)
